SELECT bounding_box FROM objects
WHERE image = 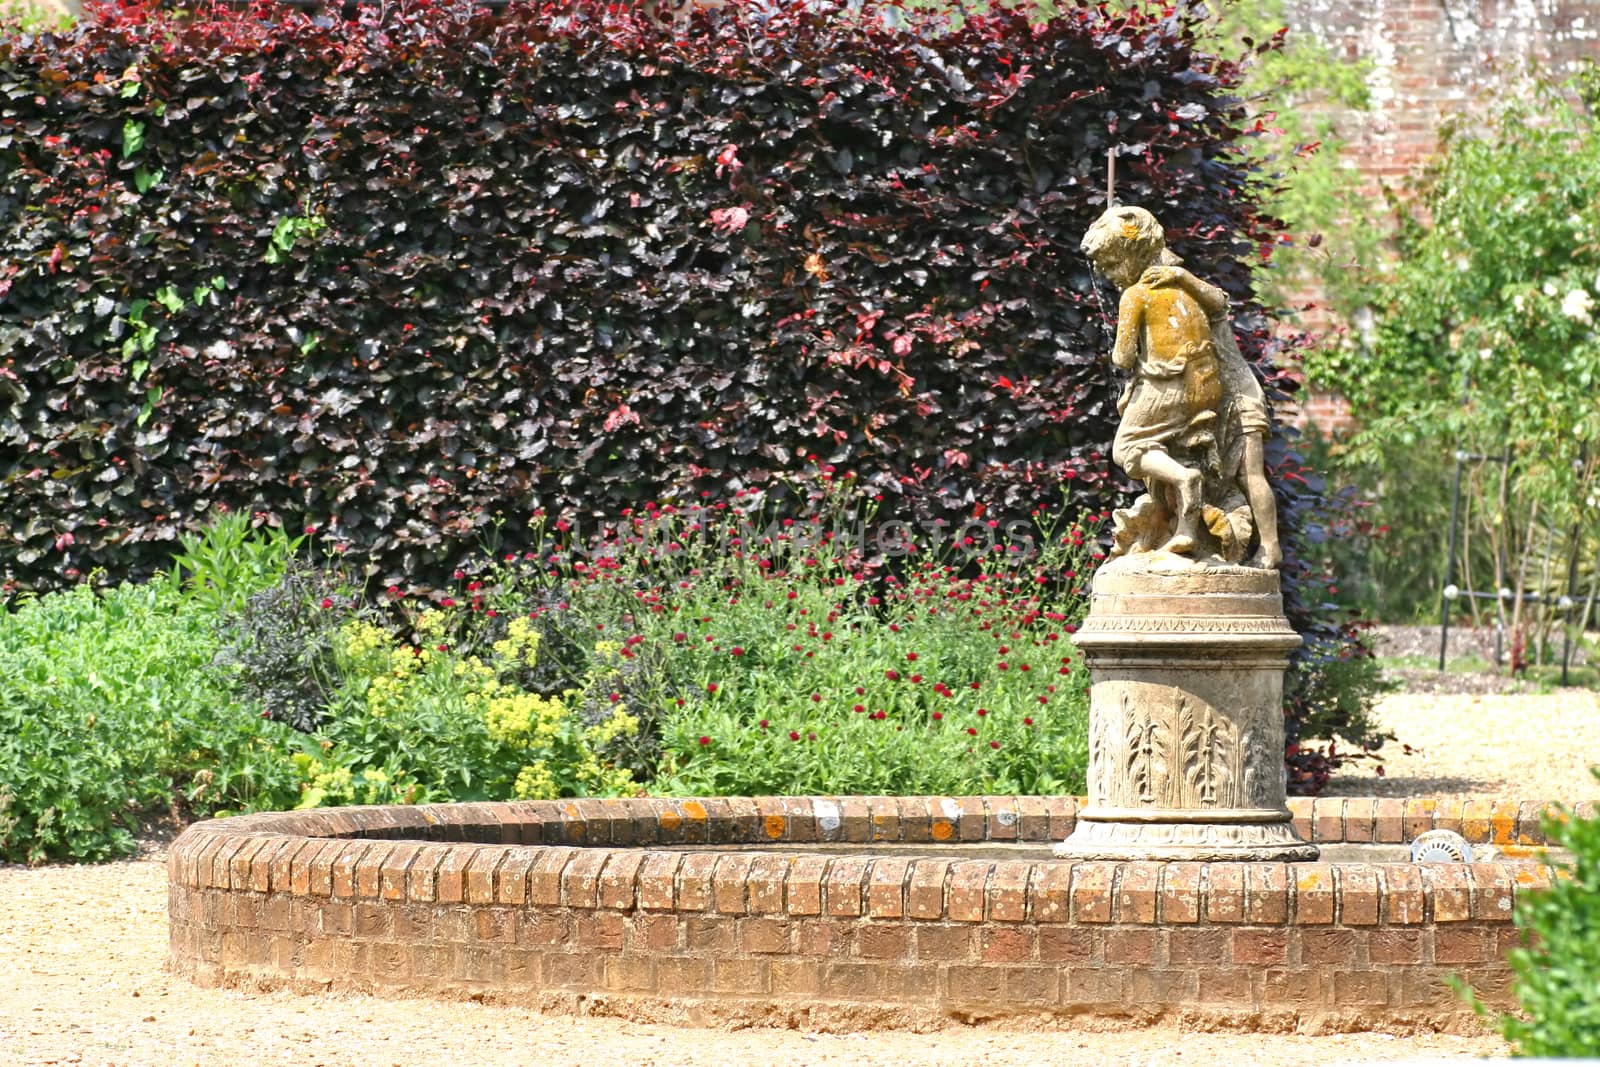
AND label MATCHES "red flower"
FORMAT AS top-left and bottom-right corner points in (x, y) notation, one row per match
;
(905, 652), (918, 662)
(931, 711), (943, 721)
(731, 646), (745, 656)
(885, 669), (900, 681)
(698, 735), (711, 746)
(439, 597), (456, 608)
(707, 682), (719, 693)
(811, 693), (822, 703)
(319, 597), (333, 609)
(990, 740), (1000, 750)
(759, 719), (770, 729)
(789, 731), (801, 741)
(1023, 717), (1034, 726)
(966, 727), (978, 736)
(976, 708), (987, 717)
